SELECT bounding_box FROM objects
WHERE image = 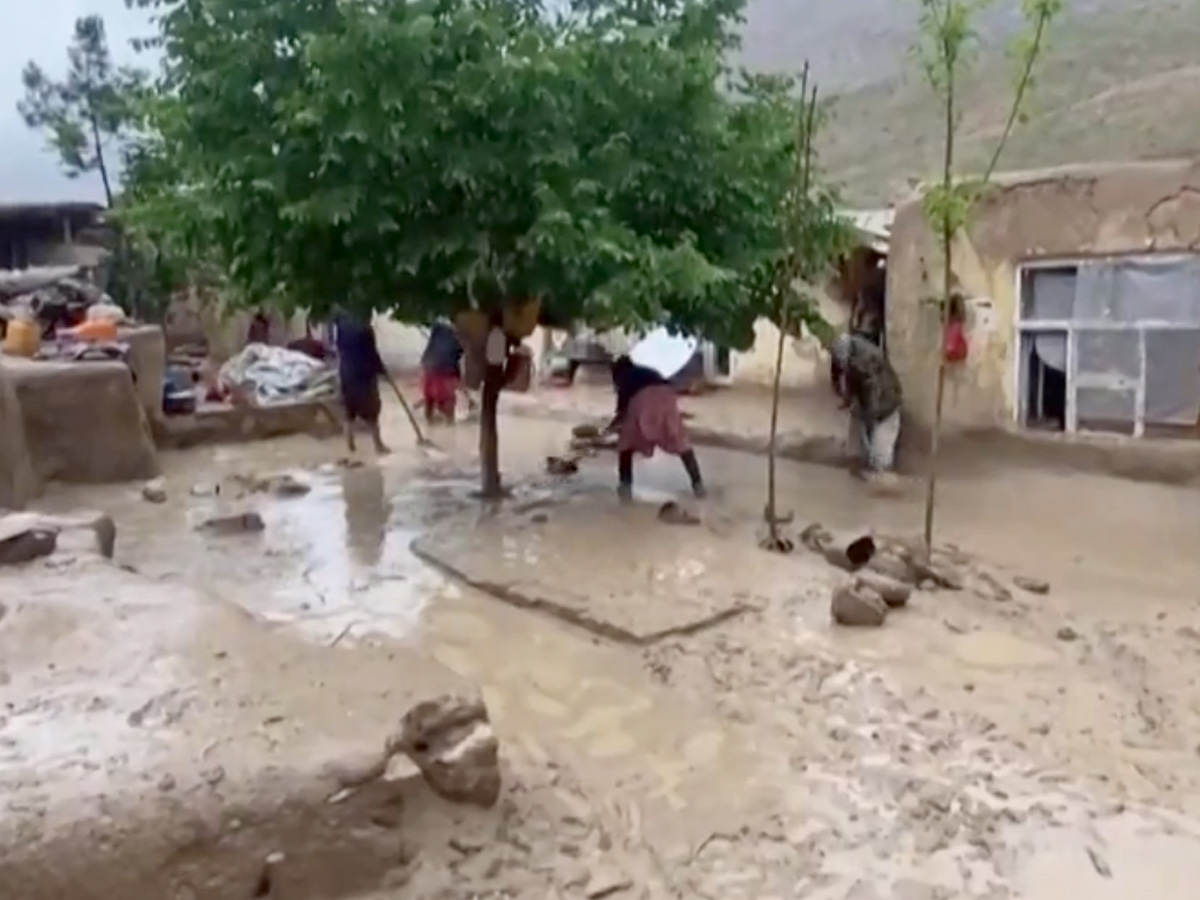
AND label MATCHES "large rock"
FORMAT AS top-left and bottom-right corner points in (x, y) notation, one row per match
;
(0, 525), (57, 566)
(831, 583), (888, 627)
(387, 693), (501, 807)
(854, 571), (912, 608)
(0, 511), (115, 560)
